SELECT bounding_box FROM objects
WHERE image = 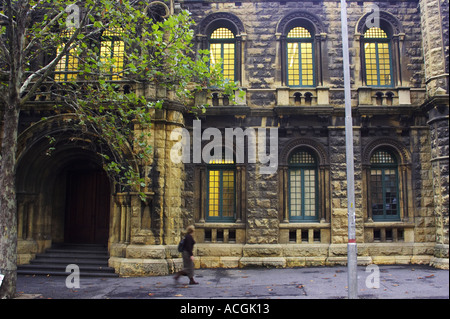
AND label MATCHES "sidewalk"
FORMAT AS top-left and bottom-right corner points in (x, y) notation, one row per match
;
(15, 264), (448, 299)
